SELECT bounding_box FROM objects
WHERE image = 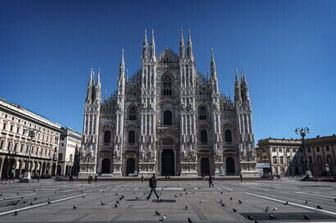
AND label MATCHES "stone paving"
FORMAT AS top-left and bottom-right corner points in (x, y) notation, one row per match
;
(0, 178), (335, 222)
